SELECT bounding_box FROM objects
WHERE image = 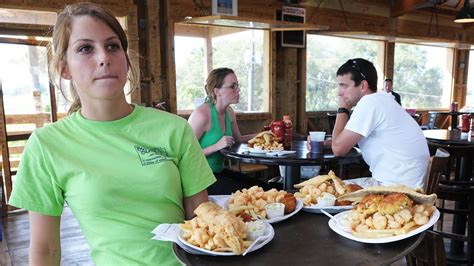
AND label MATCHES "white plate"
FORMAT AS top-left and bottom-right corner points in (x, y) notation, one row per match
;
(302, 204), (353, 214)
(177, 221), (274, 256)
(246, 147), (270, 154)
(328, 209), (440, 244)
(209, 195), (303, 224)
